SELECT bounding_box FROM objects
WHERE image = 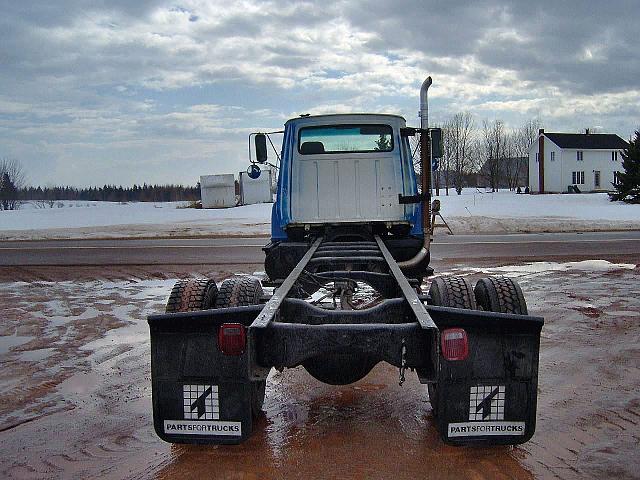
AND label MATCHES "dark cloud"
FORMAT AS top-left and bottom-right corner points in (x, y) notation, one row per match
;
(343, 0), (640, 94)
(1, 1), (164, 27)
